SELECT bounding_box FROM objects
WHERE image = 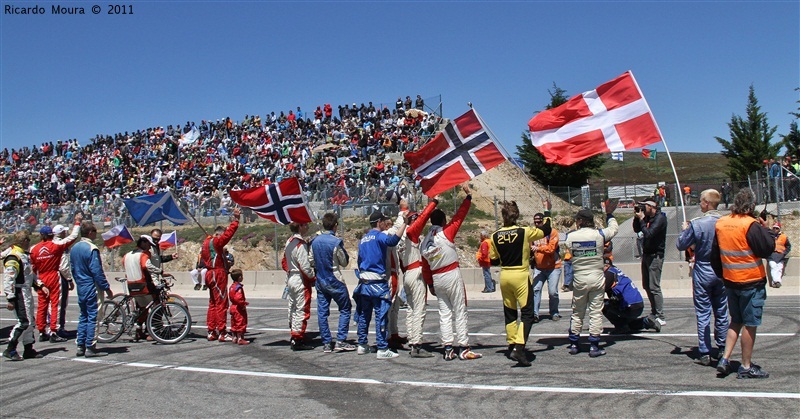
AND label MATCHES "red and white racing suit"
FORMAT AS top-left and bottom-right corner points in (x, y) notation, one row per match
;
(421, 196), (472, 347)
(29, 224), (80, 334)
(285, 234), (315, 341)
(399, 201), (438, 346)
(201, 219), (239, 337)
